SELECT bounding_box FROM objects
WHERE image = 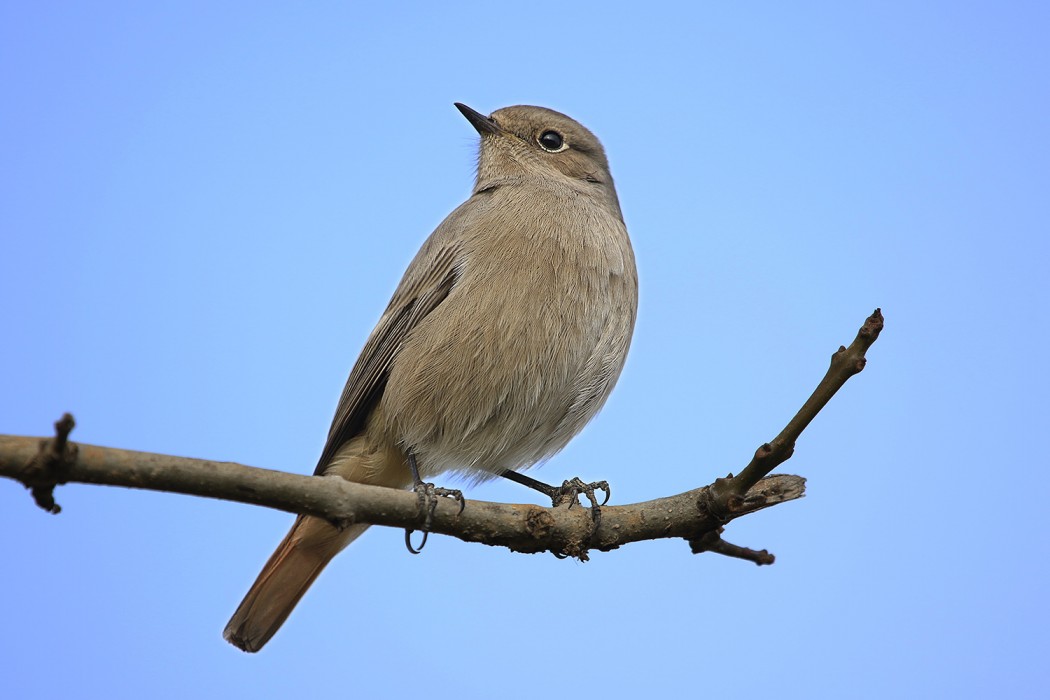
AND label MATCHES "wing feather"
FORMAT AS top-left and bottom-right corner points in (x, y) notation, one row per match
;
(312, 242), (463, 474)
